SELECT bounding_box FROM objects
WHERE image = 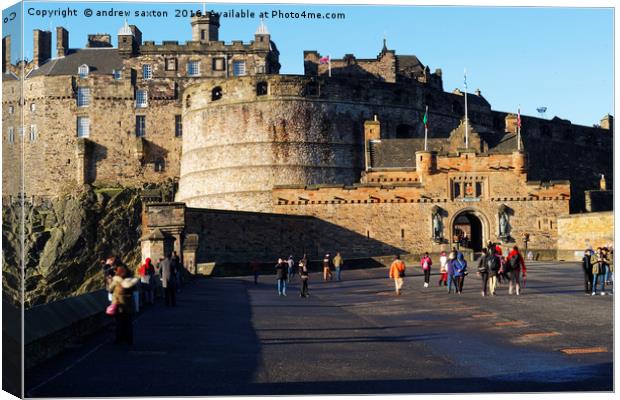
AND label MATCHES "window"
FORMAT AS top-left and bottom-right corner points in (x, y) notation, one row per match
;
(233, 61), (246, 76)
(453, 181), (461, 198)
(77, 87), (90, 107)
(188, 61), (200, 77)
(29, 125), (37, 142)
(165, 58), (177, 71)
(213, 58), (225, 71)
(256, 81), (268, 96)
(30, 103), (35, 112)
(142, 64), (152, 80)
(78, 64), (89, 78)
(185, 94), (191, 108)
(135, 89), (148, 108)
(136, 115), (146, 137)
(211, 86), (222, 101)
(8, 105), (14, 114)
(475, 182), (482, 197)
(8, 127), (14, 143)
(77, 117), (90, 138)
(200, 30), (206, 41)
(154, 158), (165, 172)
(112, 69), (122, 80)
(175, 115), (183, 137)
